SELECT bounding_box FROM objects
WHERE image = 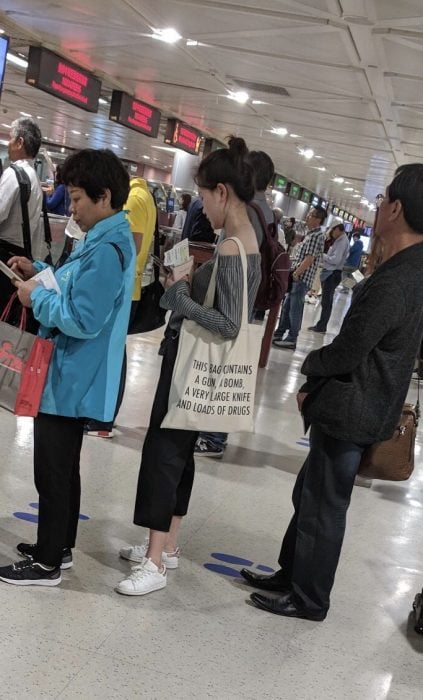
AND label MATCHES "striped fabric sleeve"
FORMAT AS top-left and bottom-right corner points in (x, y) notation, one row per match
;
(160, 256), (245, 338)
